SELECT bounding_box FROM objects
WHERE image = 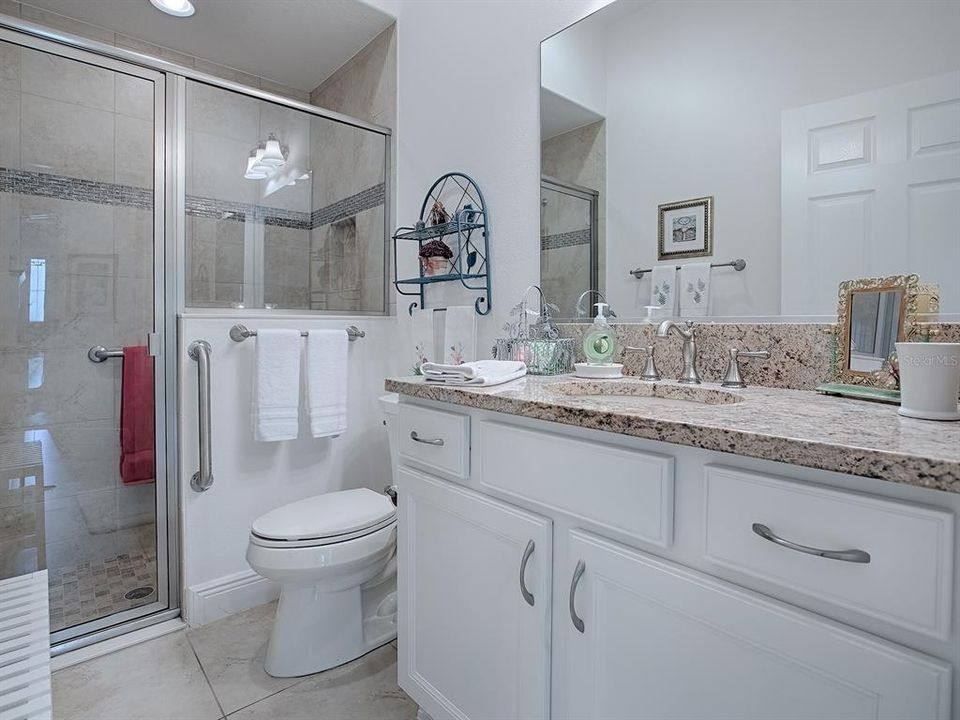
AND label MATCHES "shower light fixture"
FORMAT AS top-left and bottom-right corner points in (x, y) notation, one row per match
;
(260, 134), (286, 167)
(148, 0), (195, 17)
(244, 150), (268, 180)
(243, 135), (289, 181)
